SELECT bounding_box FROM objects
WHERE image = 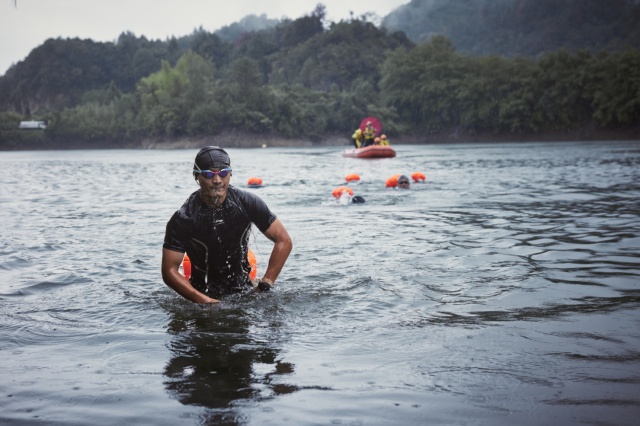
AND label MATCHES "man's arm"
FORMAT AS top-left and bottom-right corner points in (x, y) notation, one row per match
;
(260, 218), (292, 286)
(161, 248), (219, 304)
